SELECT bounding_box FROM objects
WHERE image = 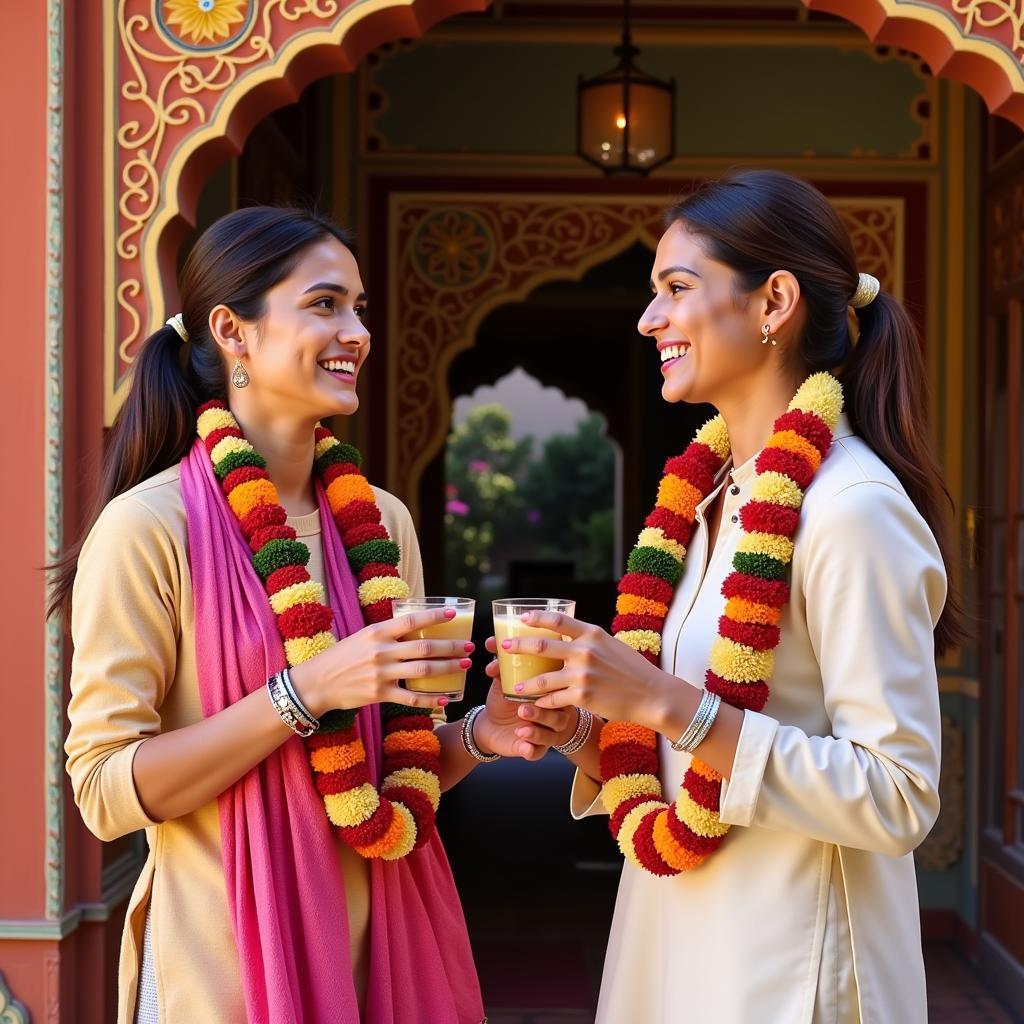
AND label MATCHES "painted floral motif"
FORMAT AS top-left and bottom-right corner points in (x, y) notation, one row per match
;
(164, 0), (247, 45)
(414, 210), (493, 288)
